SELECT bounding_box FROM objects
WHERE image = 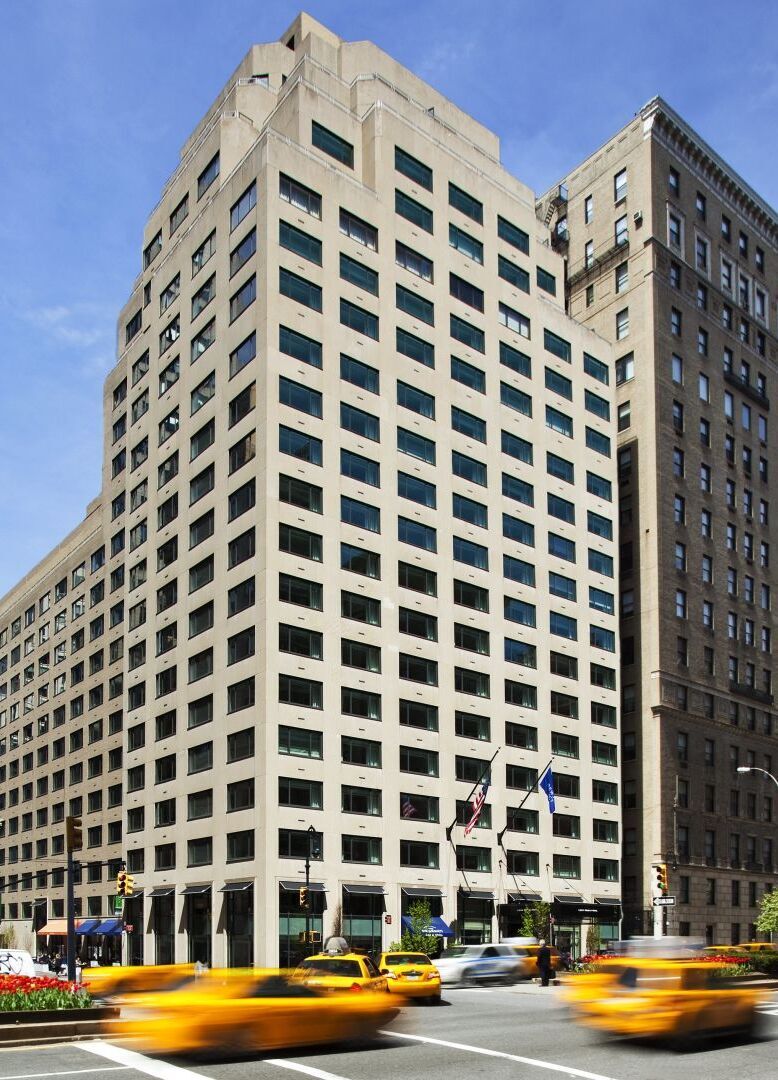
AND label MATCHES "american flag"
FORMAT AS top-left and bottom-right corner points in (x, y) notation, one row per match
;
(401, 796), (417, 818)
(464, 774), (490, 836)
